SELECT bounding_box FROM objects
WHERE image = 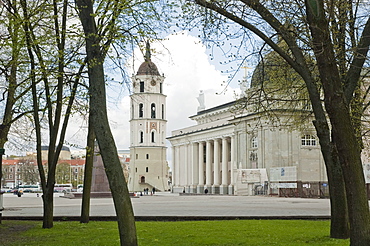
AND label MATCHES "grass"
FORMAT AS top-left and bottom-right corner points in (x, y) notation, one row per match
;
(1, 220), (349, 246)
